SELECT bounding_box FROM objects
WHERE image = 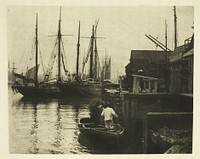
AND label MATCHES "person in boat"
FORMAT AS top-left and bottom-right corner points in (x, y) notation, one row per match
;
(90, 101), (105, 125)
(98, 101), (105, 109)
(98, 101), (105, 125)
(101, 102), (118, 130)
